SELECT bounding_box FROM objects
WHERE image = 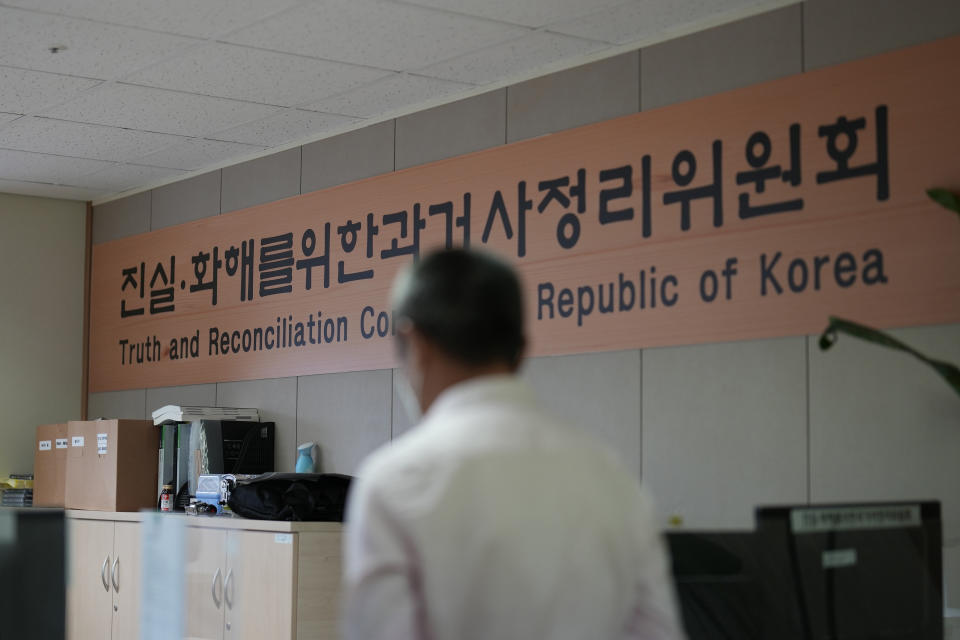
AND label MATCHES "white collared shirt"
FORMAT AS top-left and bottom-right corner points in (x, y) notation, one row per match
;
(343, 375), (684, 640)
